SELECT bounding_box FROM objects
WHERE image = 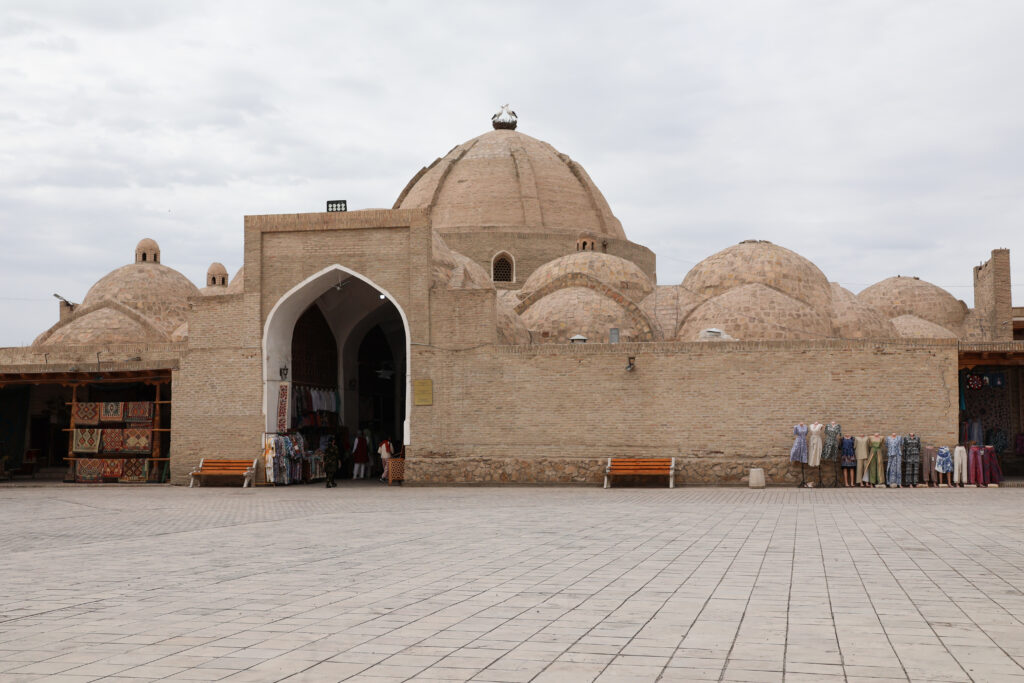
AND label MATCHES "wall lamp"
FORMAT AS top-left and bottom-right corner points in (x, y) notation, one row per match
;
(625, 356), (636, 372)
(279, 366), (289, 380)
